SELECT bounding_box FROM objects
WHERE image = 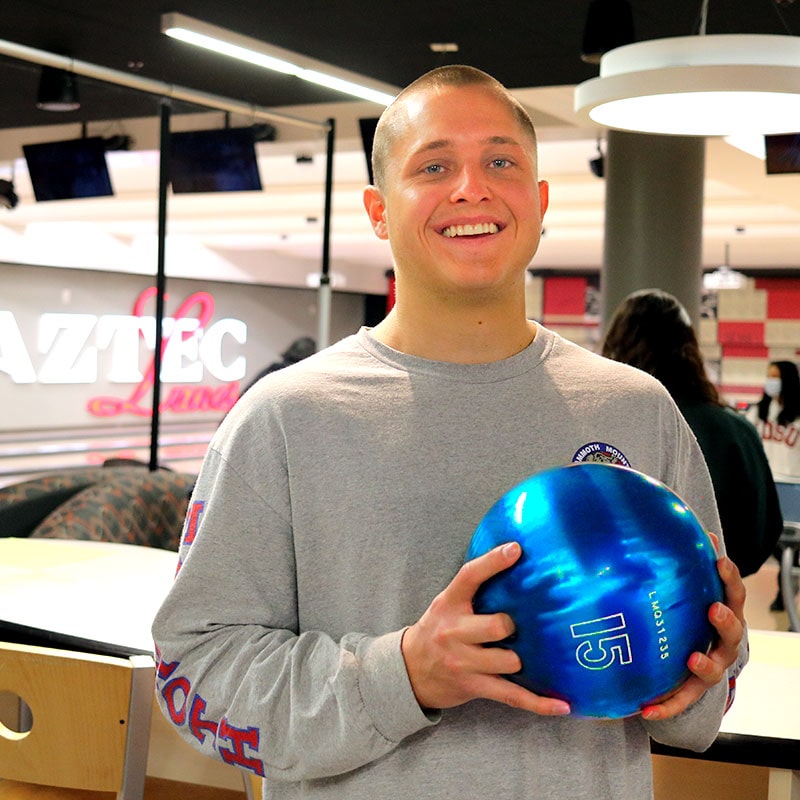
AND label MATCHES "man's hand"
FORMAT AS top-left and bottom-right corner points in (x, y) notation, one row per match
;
(401, 541), (571, 716)
(640, 554), (746, 721)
